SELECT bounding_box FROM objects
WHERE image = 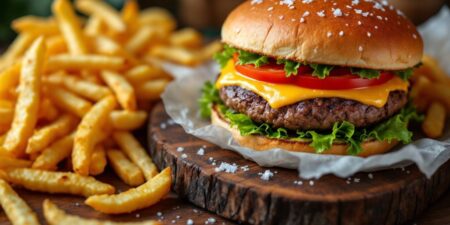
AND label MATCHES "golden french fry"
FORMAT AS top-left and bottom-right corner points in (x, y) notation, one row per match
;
(201, 40), (223, 61)
(12, 16), (60, 36)
(139, 8), (176, 33)
(0, 62), (21, 97)
(46, 35), (67, 56)
(113, 131), (158, 180)
(3, 37), (46, 157)
(73, 96), (116, 176)
(101, 70), (136, 111)
(89, 35), (122, 55)
(38, 97), (60, 122)
(0, 33), (36, 70)
(47, 54), (125, 71)
(110, 110), (147, 130)
(26, 114), (78, 154)
(48, 86), (93, 118)
(76, 0), (126, 33)
(1, 168), (115, 197)
(85, 167), (171, 214)
(421, 55), (450, 84)
(107, 149), (145, 186)
(52, 0), (88, 55)
(121, 0), (139, 34)
(44, 200), (162, 225)
(89, 145), (107, 176)
(0, 156), (31, 169)
(124, 65), (166, 85)
(32, 134), (74, 171)
(84, 16), (105, 36)
(170, 28), (203, 49)
(150, 46), (200, 66)
(0, 105), (13, 126)
(135, 79), (170, 101)
(422, 102), (447, 139)
(421, 82), (450, 112)
(0, 179), (40, 225)
(49, 72), (112, 101)
(125, 27), (157, 54)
